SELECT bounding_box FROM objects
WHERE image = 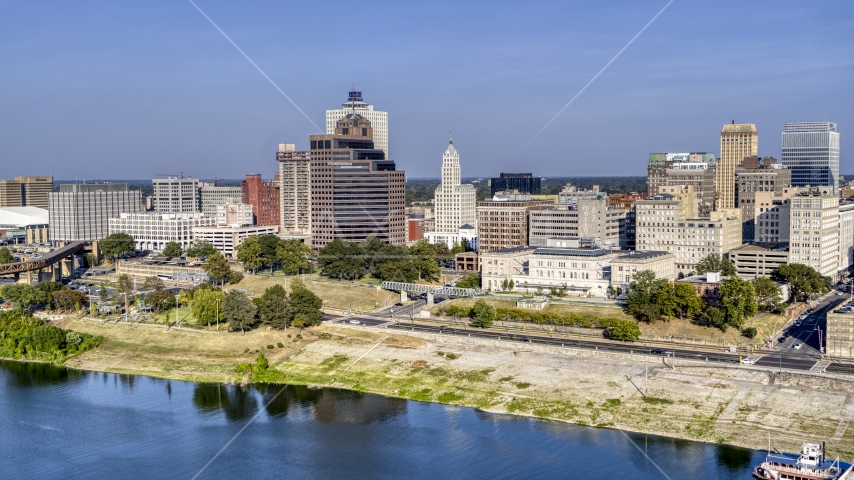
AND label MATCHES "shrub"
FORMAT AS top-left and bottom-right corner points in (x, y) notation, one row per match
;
(470, 299), (496, 328)
(606, 320), (642, 342)
(445, 353), (459, 360)
(277, 342), (284, 348)
(266, 344), (274, 349)
(742, 327), (757, 339)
